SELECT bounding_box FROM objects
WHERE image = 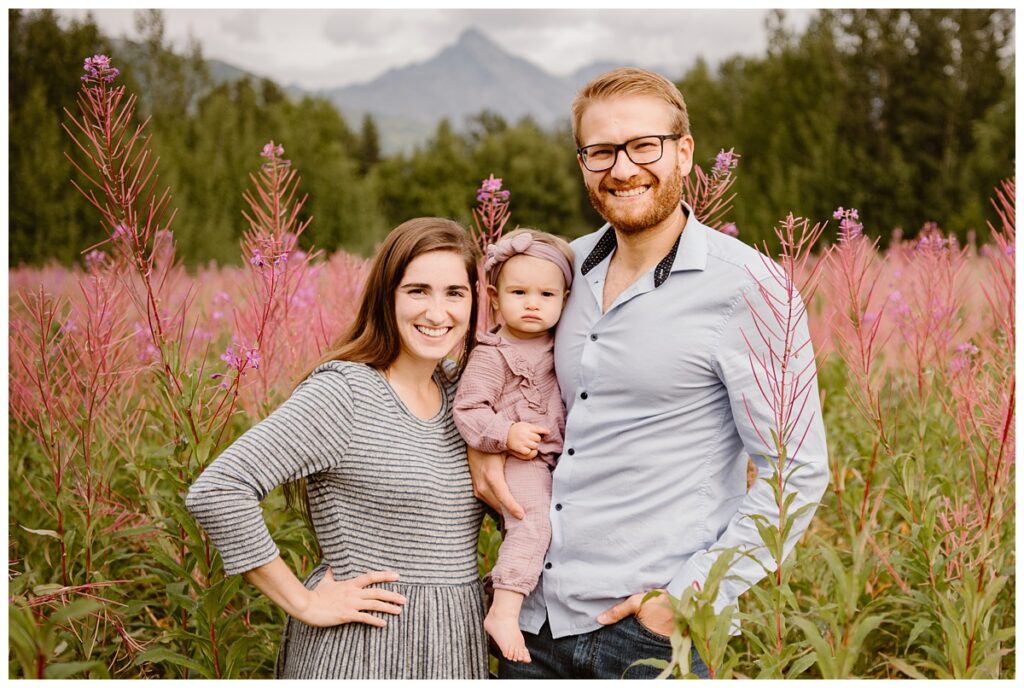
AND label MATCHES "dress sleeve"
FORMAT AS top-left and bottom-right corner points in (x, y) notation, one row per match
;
(453, 346), (515, 454)
(185, 367), (355, 575)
